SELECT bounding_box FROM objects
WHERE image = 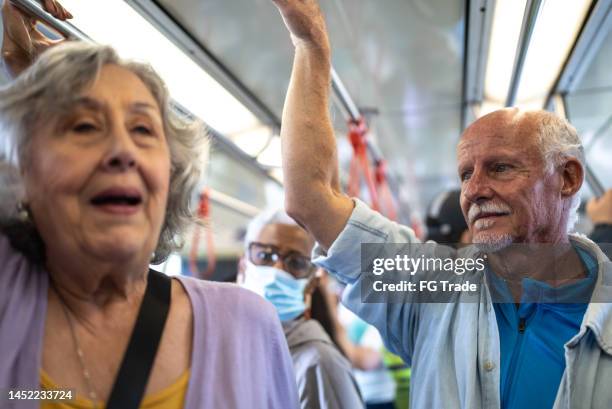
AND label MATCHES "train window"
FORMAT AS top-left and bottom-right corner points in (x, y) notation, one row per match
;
(564, 27), (612, 188)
